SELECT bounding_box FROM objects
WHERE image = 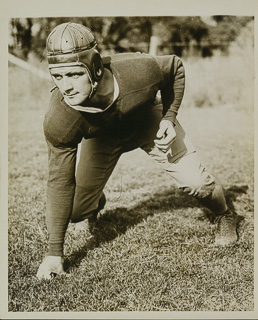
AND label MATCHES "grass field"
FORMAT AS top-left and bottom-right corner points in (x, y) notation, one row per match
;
(8, 51), (254, 313)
